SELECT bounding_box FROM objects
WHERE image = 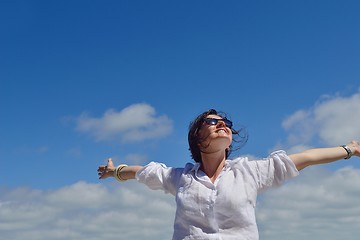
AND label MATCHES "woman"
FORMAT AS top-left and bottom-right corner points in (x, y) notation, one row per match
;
(97, 109), (360, 240)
